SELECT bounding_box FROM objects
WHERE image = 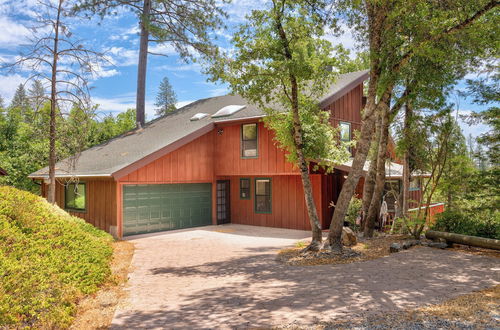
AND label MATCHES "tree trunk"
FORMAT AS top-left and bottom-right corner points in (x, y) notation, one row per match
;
(47, 0), (63, 204)
(402, 102), (412, 217)
(361, 116), (380, 231)
(327, 106), (377, 250)
(290, 77), (322, 250)
(274, 10), (322, 251)
(364, 104), (390, 237)
(136, 0), (151, 127)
